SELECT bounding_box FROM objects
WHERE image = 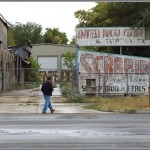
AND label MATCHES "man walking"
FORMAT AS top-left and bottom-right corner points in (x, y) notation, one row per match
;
(41, 76), (55, 114)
